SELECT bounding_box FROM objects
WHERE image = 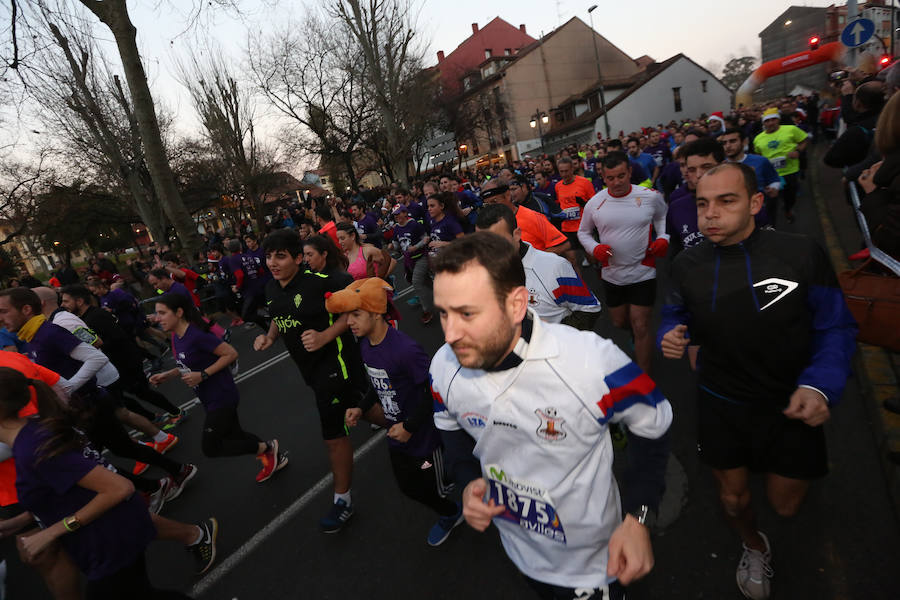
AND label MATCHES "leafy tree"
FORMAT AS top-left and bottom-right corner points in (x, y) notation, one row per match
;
(721, 56), (758, 91)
